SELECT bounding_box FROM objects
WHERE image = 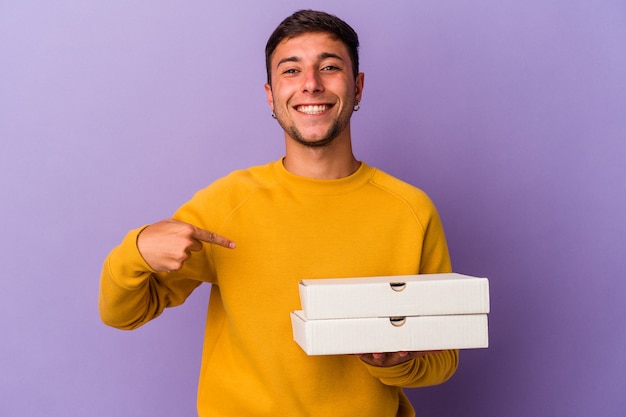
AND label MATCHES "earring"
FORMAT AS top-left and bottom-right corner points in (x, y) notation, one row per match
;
(353, 101), (360, 112)
(271, 111), (277, 119)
